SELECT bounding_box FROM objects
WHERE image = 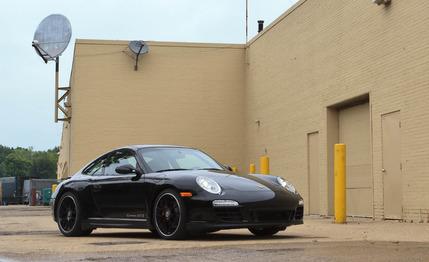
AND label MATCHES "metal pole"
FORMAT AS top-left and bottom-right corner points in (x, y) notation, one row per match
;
(260, 156), (270, 175)
(135, 45), (144, 71)
(55, 57), (59, 123)
(246, 0), (248, 42)
(334, 144), (346, 224)
(249, 163), (256, 174)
